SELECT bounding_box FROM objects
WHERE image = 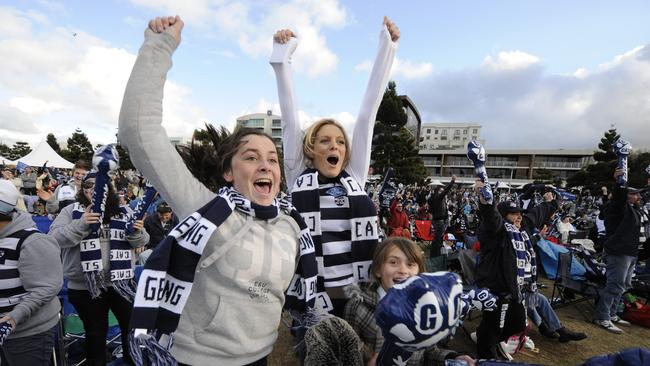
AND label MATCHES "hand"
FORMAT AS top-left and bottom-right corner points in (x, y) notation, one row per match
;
(131, 219), (144, 231)
(36, 189), (52, 201)
(273, 29), (296, 44)
(148, 15), (184, 43)
(613, 168), (625, 179)
(134, 246), (146, 255)
(383, 16), (400, 42)
(82, 207), (101, 225)
(0, 316), (16, 331)
(455, 355), (476, 366)
(366, 352), (378, 366)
